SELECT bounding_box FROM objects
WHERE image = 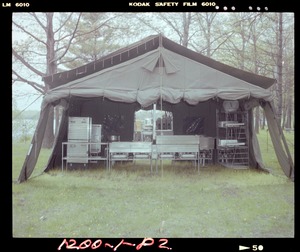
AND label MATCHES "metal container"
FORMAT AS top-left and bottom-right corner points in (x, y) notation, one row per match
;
(66, 142), (89, 163)
(67, 117), (92, 165)
(109, 135), (120, 142)
(68, 116), (92, 141)
(199, 136), (215, 150)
